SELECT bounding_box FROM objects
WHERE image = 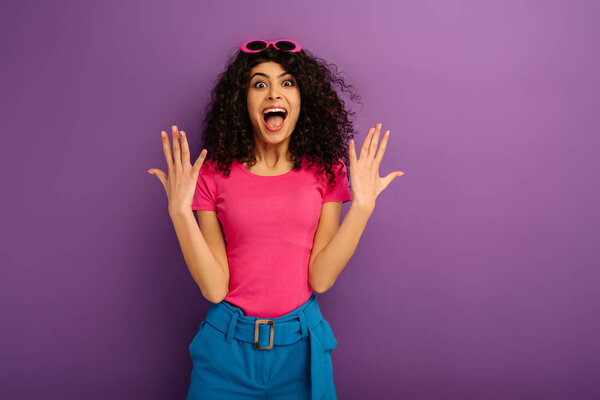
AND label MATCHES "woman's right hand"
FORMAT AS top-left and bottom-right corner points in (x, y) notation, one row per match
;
(147, 125), (207, 215)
